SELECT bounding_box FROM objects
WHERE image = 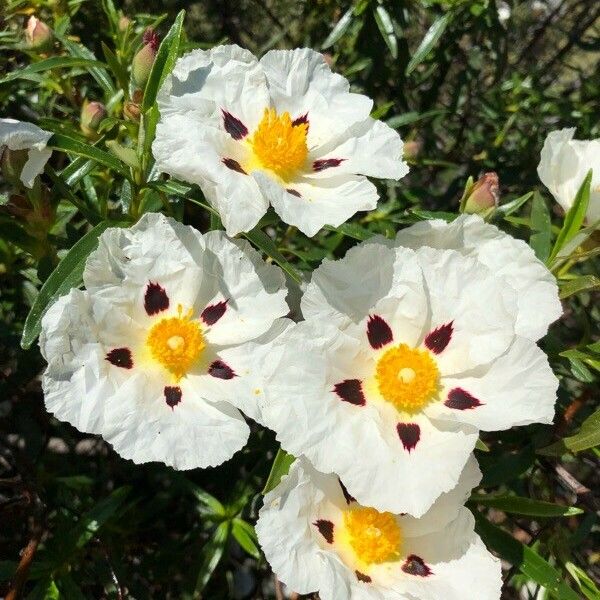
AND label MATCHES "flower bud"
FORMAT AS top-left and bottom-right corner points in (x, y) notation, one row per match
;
(123, 101), (141, 122)
(0, 147), (28, 187)
(403, 140), (423, 160)
(118, 15), (132, 32)
(80, 101), (107, 138)
(463, 172), (500, 215)
(25, 16), (53, 51)
(132, 29), (159, 89)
